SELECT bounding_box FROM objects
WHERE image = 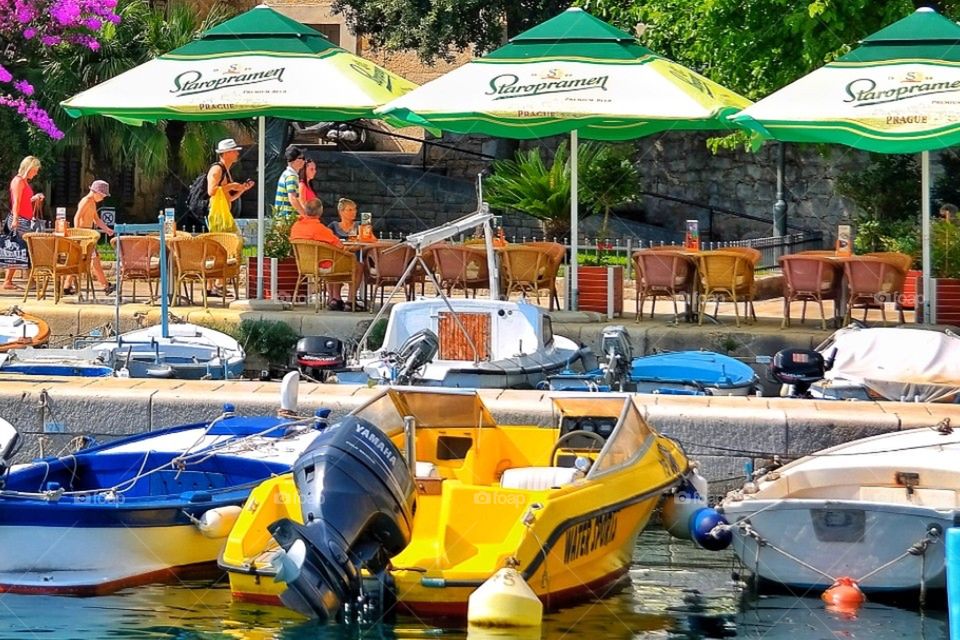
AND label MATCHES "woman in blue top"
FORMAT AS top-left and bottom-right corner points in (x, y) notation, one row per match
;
(329, 198), (357, 240)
